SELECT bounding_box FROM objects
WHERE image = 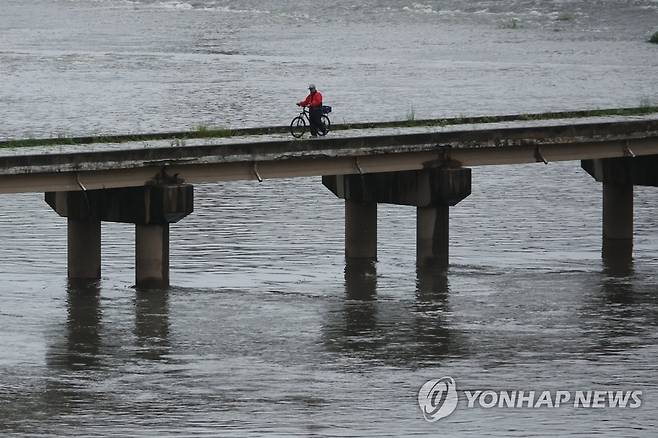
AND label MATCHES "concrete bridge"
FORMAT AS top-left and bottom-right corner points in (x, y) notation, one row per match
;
(1, 109), (658, 288)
